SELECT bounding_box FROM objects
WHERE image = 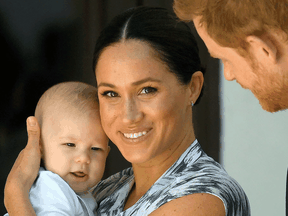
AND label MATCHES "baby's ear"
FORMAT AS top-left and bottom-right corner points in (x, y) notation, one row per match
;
(39, 138), (44, 157)
(39, 138), (46, 168)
